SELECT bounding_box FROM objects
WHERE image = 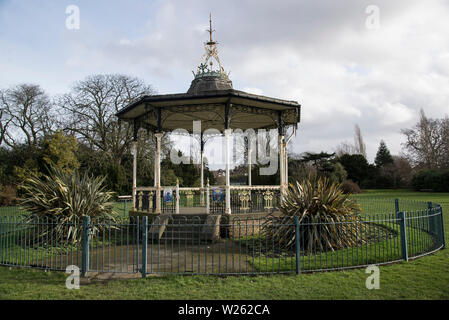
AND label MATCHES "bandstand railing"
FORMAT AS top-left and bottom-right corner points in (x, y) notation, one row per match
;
(134, 184), (281, 214)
